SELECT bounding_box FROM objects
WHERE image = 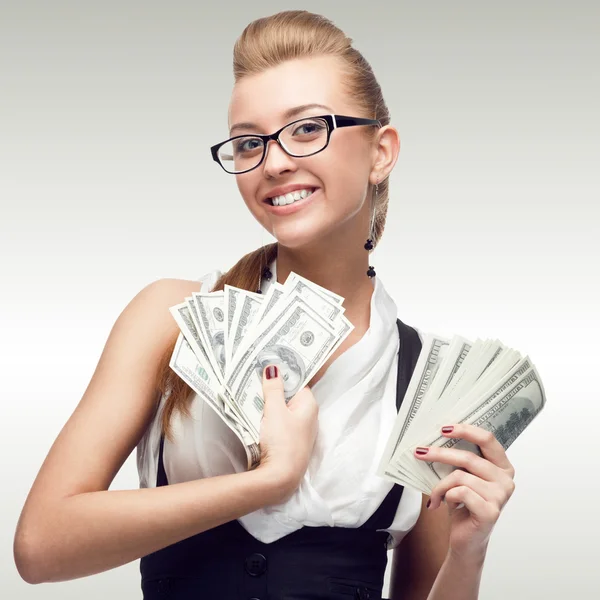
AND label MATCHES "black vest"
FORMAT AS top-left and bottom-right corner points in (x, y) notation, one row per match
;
(140, 318), (422, 600)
